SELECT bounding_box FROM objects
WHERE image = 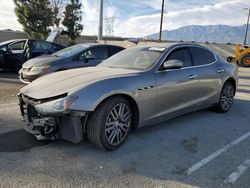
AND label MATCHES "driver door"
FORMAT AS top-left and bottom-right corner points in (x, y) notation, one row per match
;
(155, 47), (201, 117)
(4, 40), (26, 70)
